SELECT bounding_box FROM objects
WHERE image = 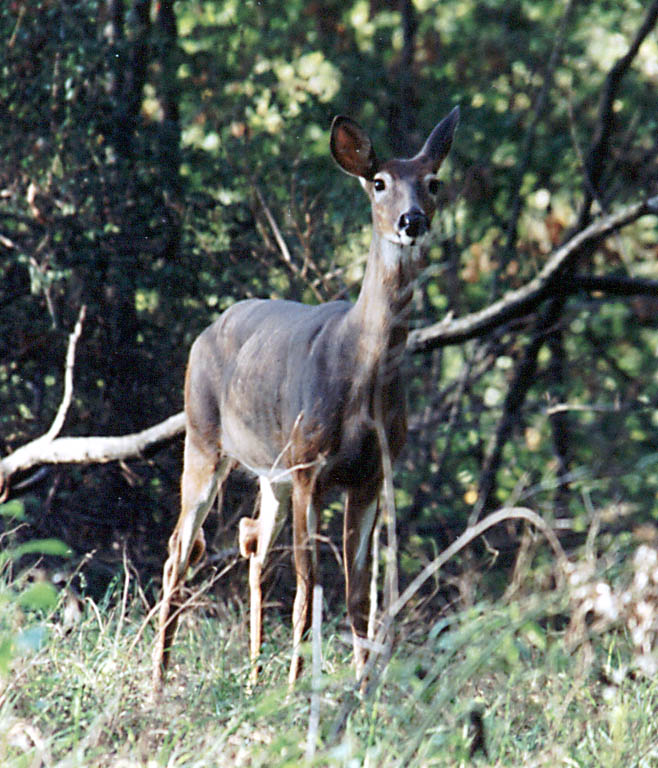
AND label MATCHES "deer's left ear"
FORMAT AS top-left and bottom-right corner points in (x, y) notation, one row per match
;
(415, 105), (460, 171)
(330, 116), (379, 180)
